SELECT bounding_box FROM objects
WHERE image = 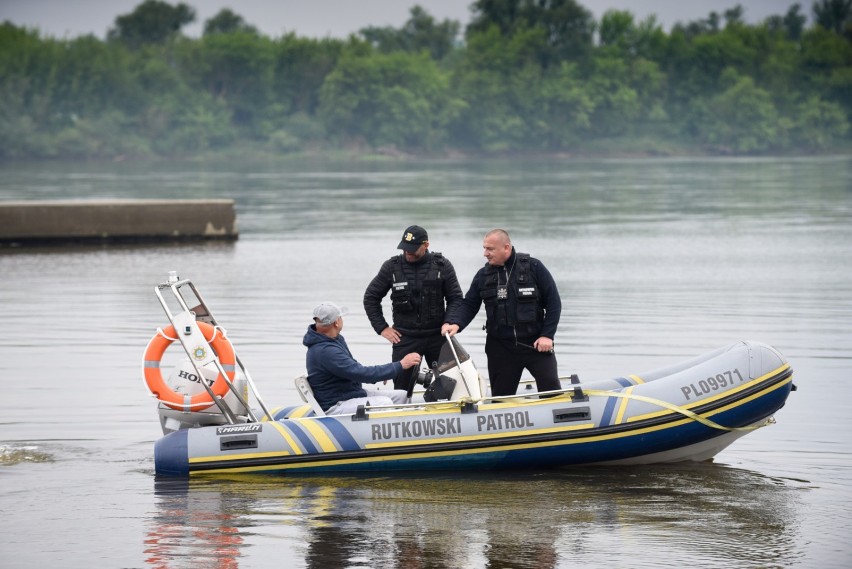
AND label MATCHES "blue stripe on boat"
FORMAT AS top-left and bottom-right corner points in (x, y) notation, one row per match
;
(272, 406), (302, 420)
(319, 417), (361, 451)
(600, 393), (619, 427)
(286, 422), (319, 454)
